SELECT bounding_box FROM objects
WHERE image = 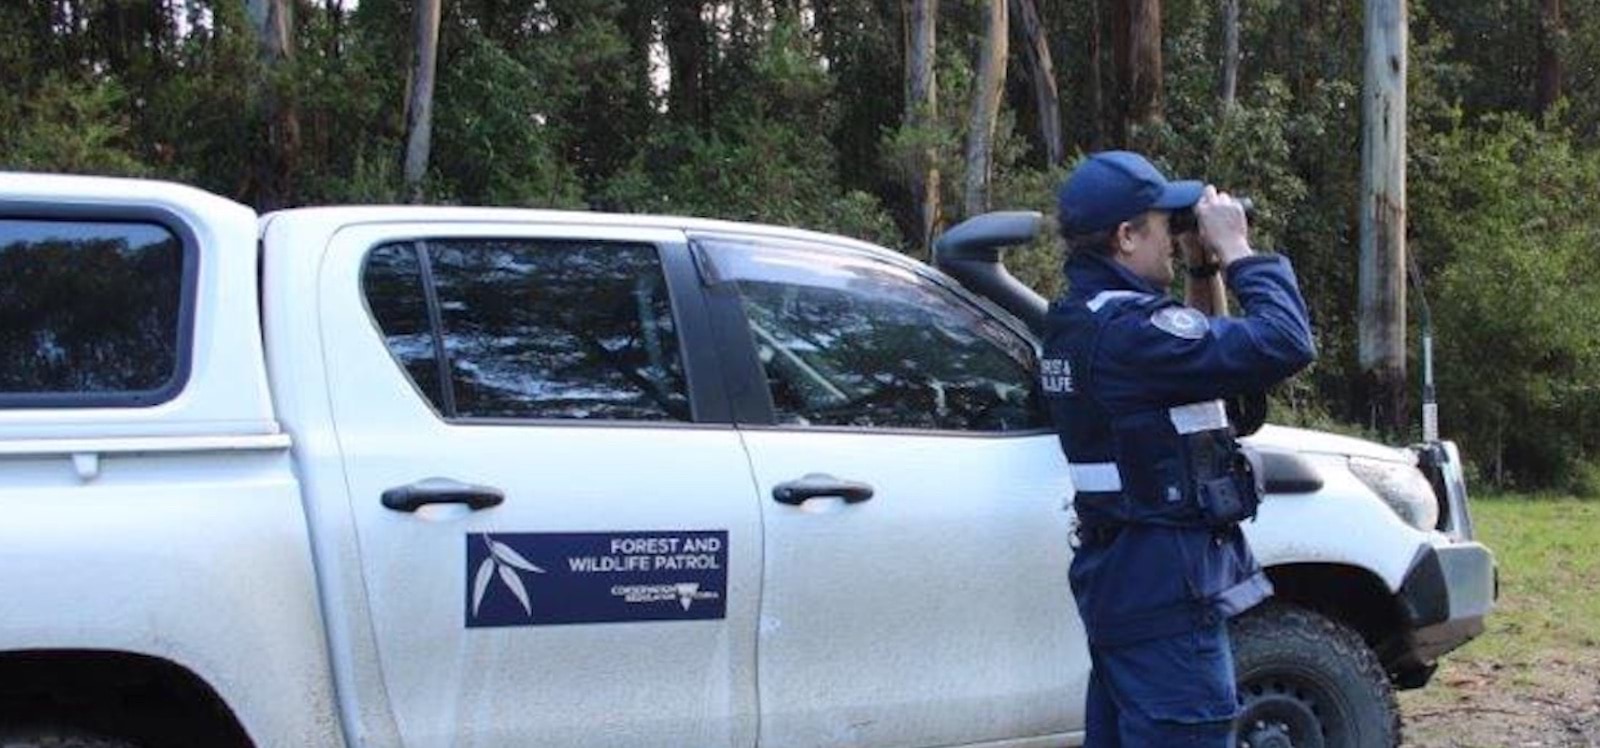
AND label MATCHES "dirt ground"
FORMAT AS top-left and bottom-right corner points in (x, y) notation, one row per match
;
(1401, 647), (1600, 747)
